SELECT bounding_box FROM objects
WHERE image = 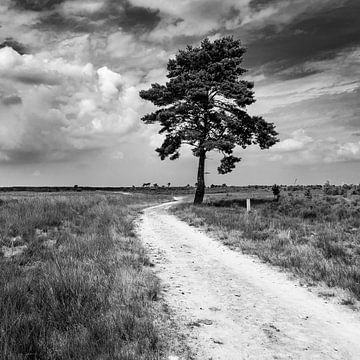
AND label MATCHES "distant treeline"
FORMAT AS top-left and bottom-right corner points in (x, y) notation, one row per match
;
(0, 183), (348, 192)
(0, 186), (197, 193)
(0, 186), (130, 192)
(0, 183), (359, 194)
